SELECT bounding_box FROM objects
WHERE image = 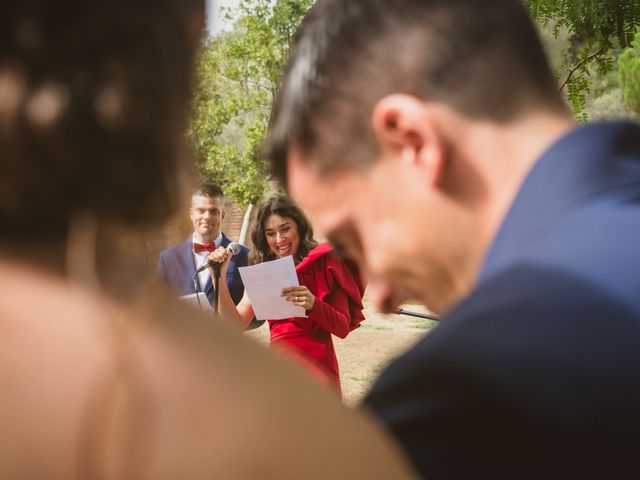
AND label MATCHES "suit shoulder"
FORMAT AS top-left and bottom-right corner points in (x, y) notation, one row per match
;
(365, 263), (640, 477)
(159, 239), (191, 257)
(376, 263), (638, 389)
